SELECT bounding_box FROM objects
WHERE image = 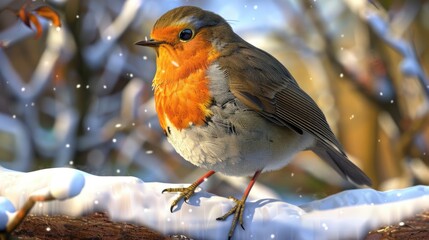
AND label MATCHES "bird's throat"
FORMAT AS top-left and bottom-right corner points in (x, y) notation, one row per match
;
(153, 41), (219, 132)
